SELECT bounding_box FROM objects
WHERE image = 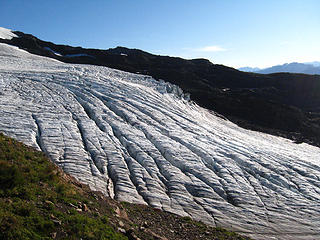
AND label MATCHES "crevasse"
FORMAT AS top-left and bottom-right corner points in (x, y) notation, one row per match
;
(0, 43), (320, 240)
